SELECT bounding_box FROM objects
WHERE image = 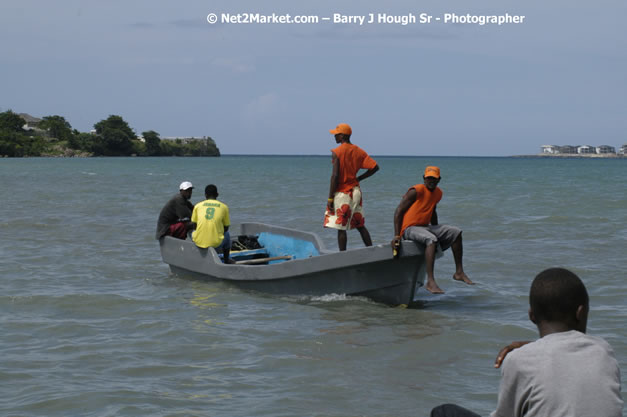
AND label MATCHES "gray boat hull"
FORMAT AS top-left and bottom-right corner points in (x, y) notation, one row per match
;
(159, 223), (428, 305)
